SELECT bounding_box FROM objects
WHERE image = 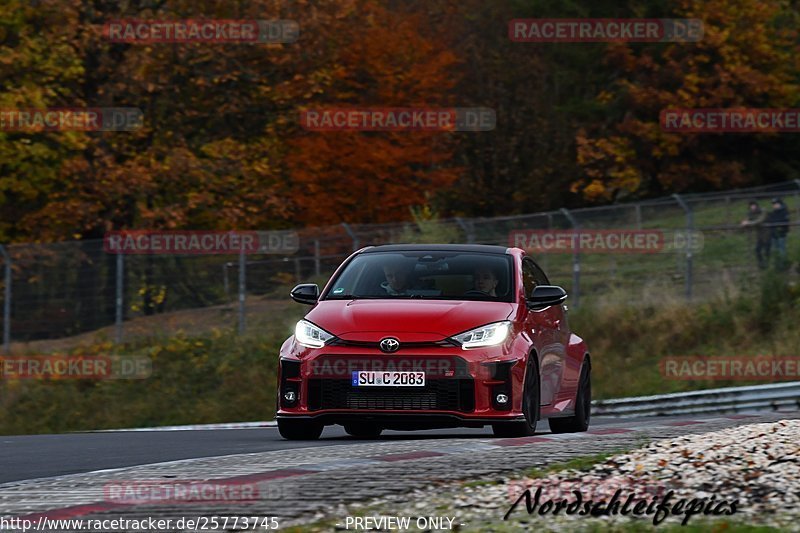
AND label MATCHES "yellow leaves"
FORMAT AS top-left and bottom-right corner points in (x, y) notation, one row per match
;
(574, 135), (642, 201)
(575, 0), (800, 200)
(582, 181), (607, 200)
(596, 90), (614, 104)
